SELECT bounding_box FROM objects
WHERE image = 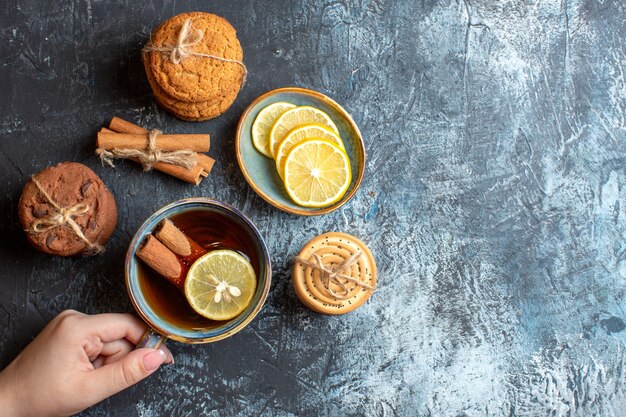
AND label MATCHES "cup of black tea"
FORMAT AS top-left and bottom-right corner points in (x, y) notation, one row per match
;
(125, 198), (272, 346)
